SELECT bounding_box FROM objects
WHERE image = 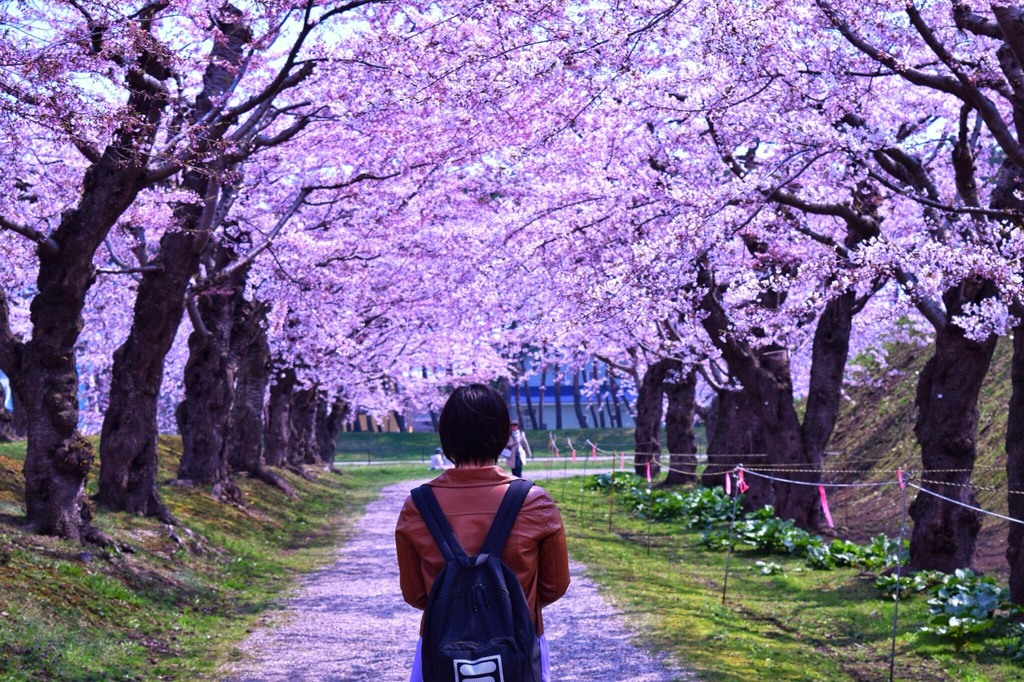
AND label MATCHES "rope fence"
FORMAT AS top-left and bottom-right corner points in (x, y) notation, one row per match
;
(545, 438), (1023, 682)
